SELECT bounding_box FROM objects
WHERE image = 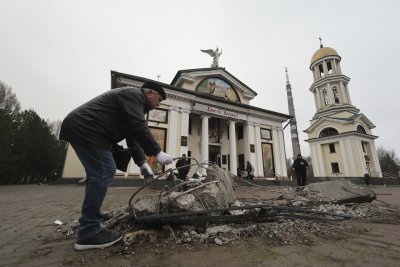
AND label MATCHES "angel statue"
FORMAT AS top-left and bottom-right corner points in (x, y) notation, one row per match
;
(201, 46), (222, 67)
